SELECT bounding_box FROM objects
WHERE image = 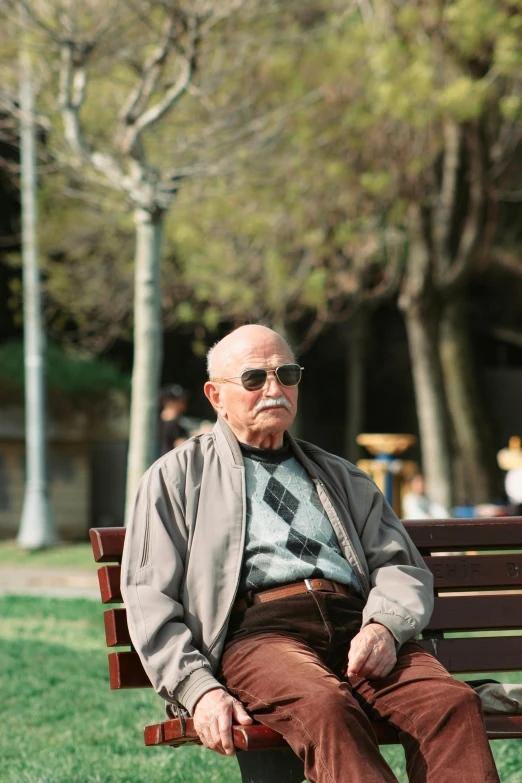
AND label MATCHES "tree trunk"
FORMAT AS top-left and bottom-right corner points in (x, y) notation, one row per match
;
(343, 312), (367, 463)
(404, 303), (455, 511)
(125, 207), (164, 521)
(439, 298), (499, 503)
(274, 320), (303, 440)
